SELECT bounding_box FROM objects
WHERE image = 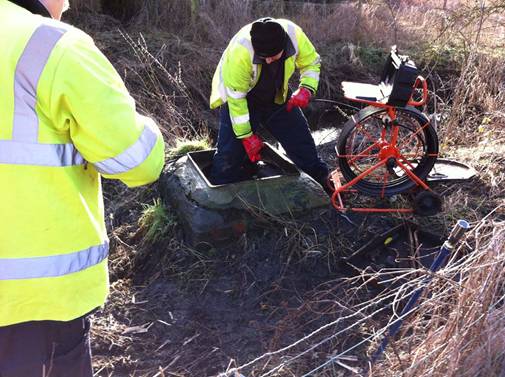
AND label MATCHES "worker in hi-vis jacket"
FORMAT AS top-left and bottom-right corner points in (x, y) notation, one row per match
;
(0, 1), (165, 376)
(209, 17), (329, 189)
